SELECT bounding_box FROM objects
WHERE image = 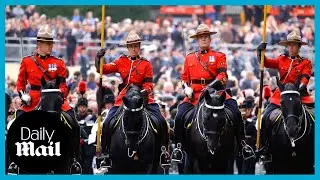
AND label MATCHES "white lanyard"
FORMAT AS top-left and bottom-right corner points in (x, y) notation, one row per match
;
(283, 58), (296, 83)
